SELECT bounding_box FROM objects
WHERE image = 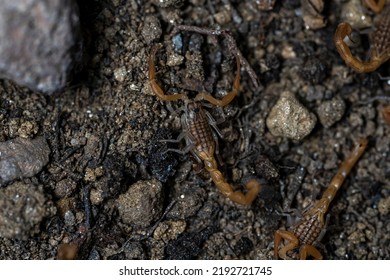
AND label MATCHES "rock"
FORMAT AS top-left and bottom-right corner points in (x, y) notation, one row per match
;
(141, 15), (162, 44)
(153, 220), (186, 242)
(266, 91), (317, 141)
(0, 182), (55, 239)
(0, 136), (50, 186)
(317, 97), (346, 128)
(63, 210), (76, 226)
(341, 0), (372, 29)
(0, 0), (81, 93)
(254, 154), (279, 181)
(300, 57), (328, 84)
(301, 0), (326, 30)
(54, 178), (77, 198)
(116, 179), (164, 227)
(214, 8), (232, 25)
(378, 196), (390, 216)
